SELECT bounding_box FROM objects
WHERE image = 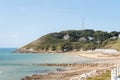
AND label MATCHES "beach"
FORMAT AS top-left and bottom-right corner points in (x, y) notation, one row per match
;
(22, 49), (120, 80)
(22, 63), (113, 80)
